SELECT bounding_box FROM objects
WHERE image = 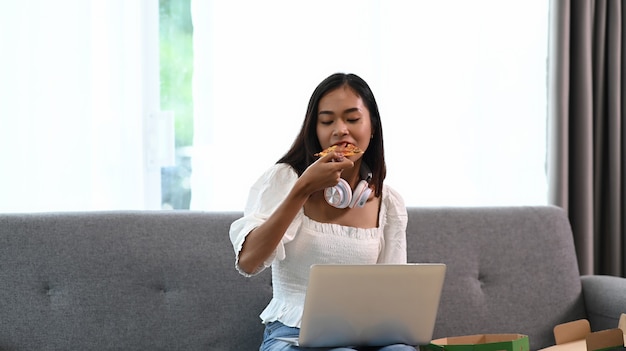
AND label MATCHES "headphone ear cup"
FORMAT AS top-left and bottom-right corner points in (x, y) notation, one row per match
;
(349, 180), (371, 208)
(324, 179), (352, 209)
